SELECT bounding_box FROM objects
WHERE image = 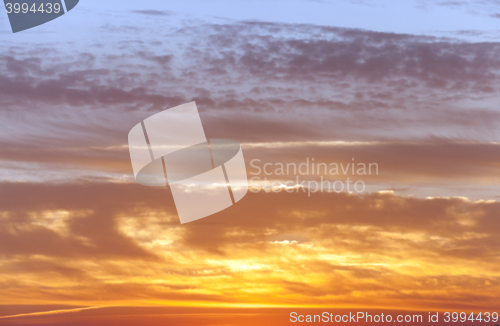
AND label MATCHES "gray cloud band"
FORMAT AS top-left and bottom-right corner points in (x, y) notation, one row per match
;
(128, 102), (248, 224)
